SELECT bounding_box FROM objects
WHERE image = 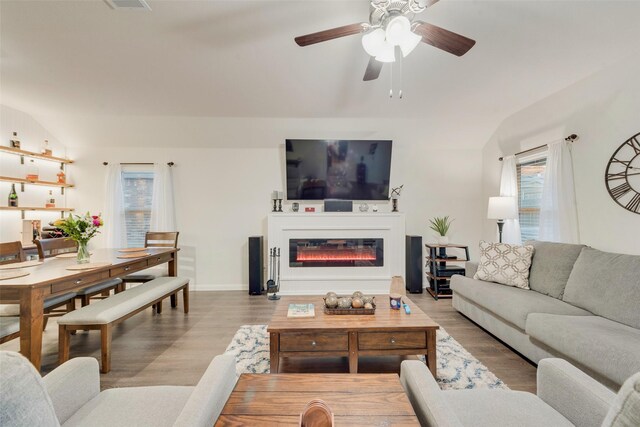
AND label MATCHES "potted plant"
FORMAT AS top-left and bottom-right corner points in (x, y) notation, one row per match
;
(429, 216), (454, 245)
